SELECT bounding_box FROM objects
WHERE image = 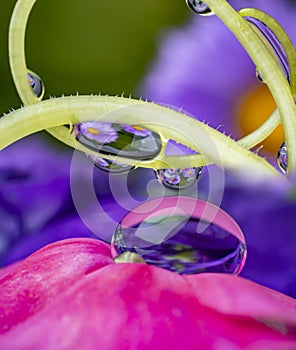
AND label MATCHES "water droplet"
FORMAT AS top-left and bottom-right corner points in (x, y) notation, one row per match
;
(277, 141), (288, 173)
(88, 154), (134, 174)
(185, 0), (213, 16)
(112, 197), (247, 275)
(73, 122), (162, 161)
(256, 68), (264, 83)
(244, 17), (290, 83)
(27, 71), (44, 99)
(156, 167), (202, 189)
